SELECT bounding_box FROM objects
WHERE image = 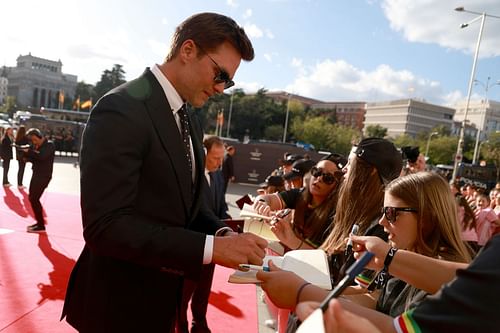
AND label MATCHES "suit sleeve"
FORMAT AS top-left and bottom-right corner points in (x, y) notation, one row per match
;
(80, 92), (206, 278)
